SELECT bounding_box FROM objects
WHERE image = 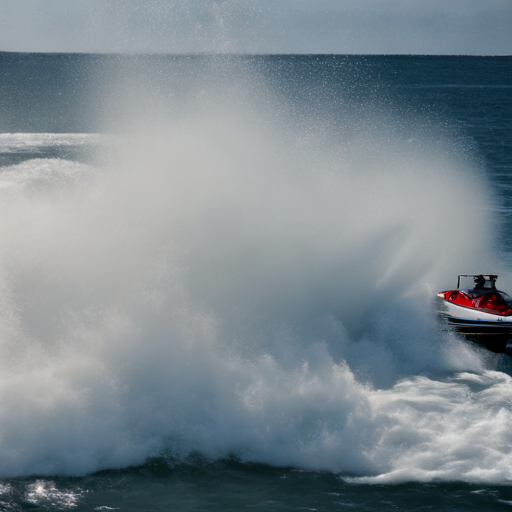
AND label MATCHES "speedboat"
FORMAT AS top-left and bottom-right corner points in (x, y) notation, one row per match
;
(437, 274), (512, 353)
